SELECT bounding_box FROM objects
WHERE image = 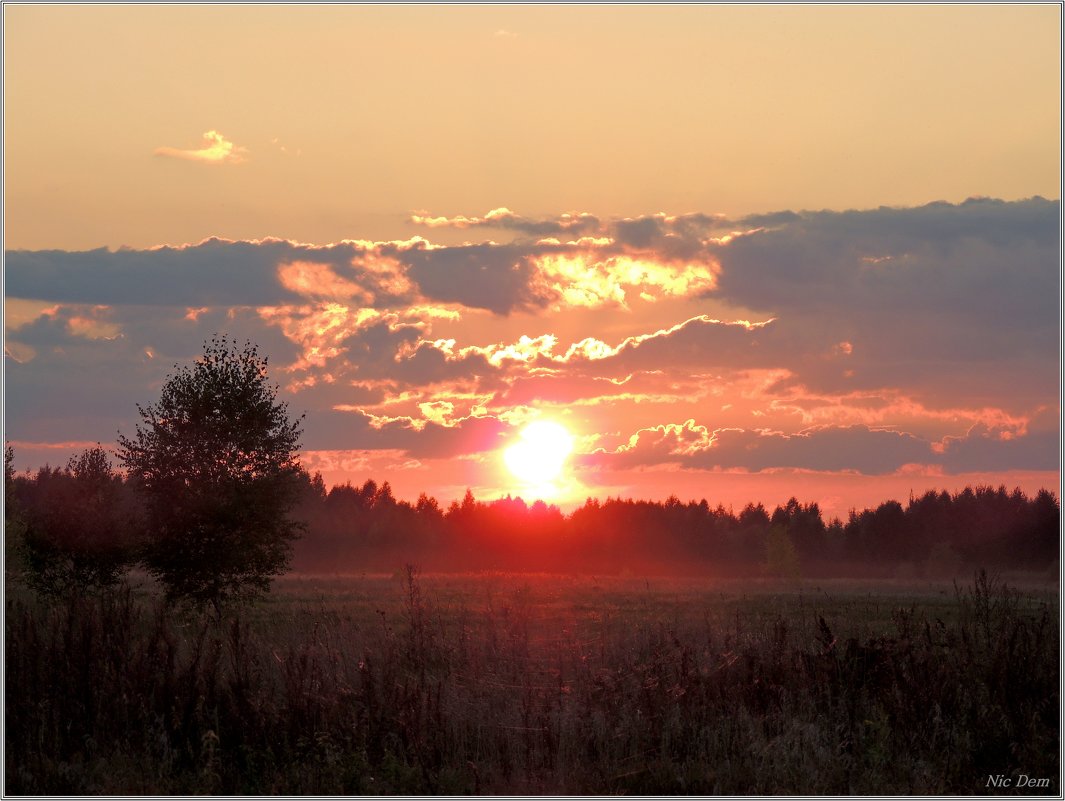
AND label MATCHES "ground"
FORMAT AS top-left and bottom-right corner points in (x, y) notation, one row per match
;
(5, 569), (1060, 794)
